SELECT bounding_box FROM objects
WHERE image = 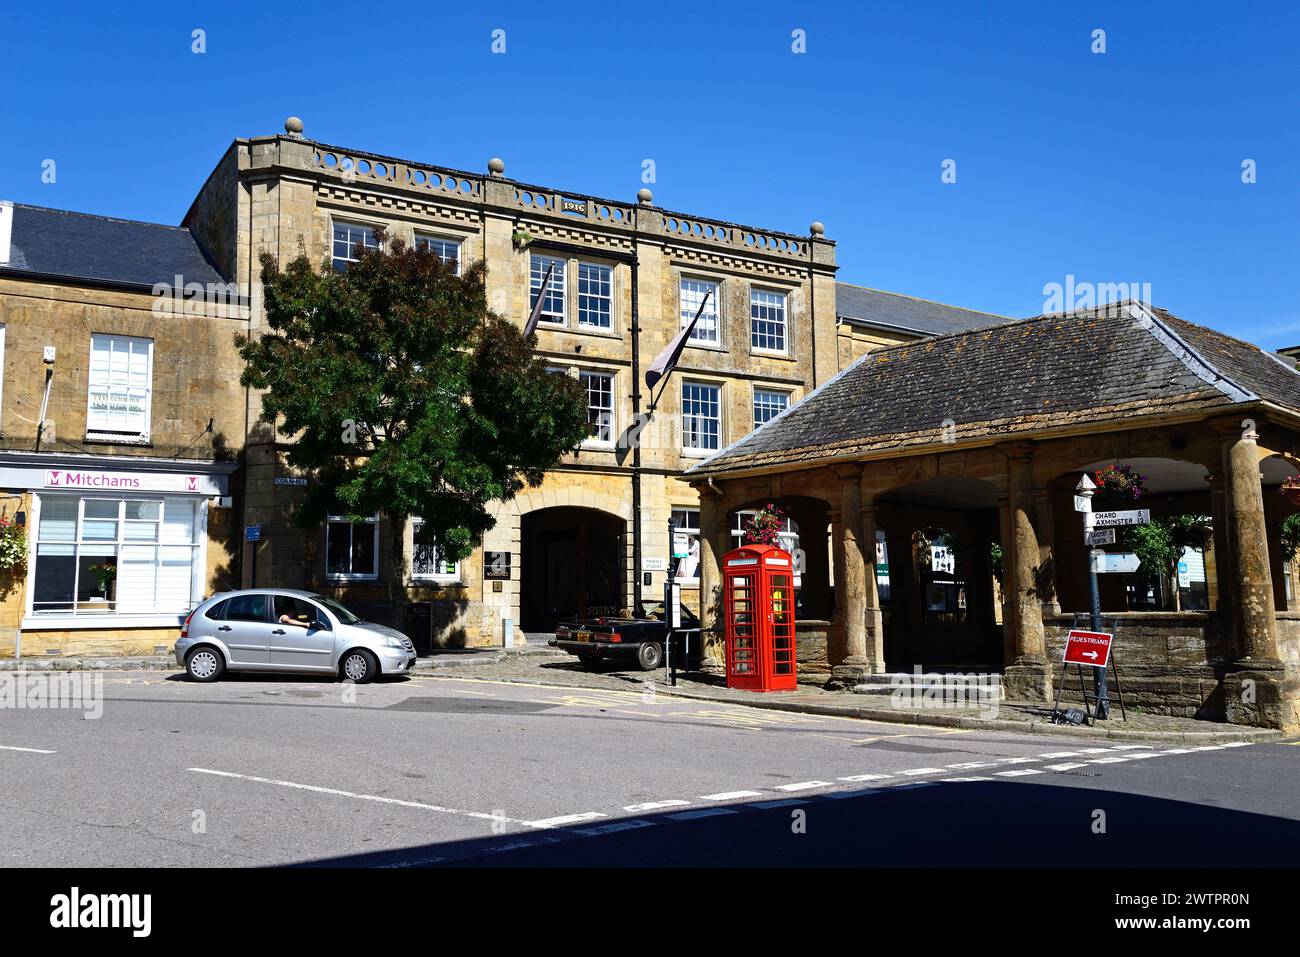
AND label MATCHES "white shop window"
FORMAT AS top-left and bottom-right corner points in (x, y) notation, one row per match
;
(732, 510), (801, 585)
(326, 513), (379, 580)
(671, 508), (700, 584)
(86, 334), (153, 442)
(31, 495), (201, 616)
(410, 518), (460, 582)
